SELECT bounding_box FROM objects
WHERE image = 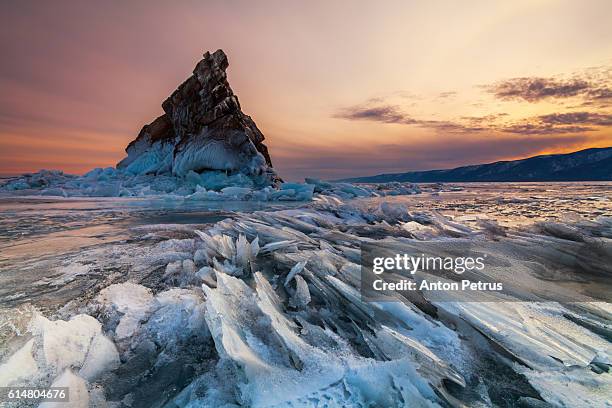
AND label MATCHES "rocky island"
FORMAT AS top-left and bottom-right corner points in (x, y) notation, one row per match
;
(1, 50), (423, 200)
(117, 50), (278, 185)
